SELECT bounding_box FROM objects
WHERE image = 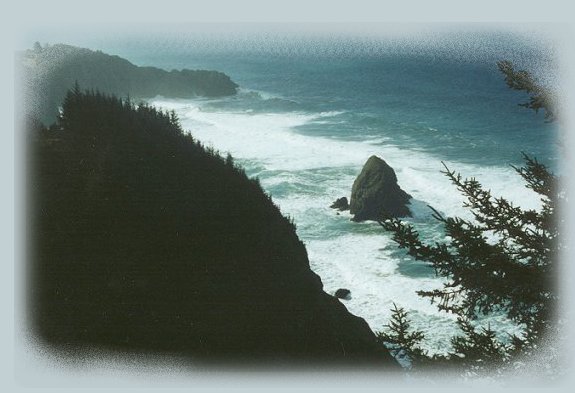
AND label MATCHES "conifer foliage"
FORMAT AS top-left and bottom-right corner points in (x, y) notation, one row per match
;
(378, 155), (559, 371)
(497, 61), (556, 121)
(28, 87), (314, 357)
(377, 60), (561, 373)
(376, 304), (428, 368)
(29, 86), (397, 364)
